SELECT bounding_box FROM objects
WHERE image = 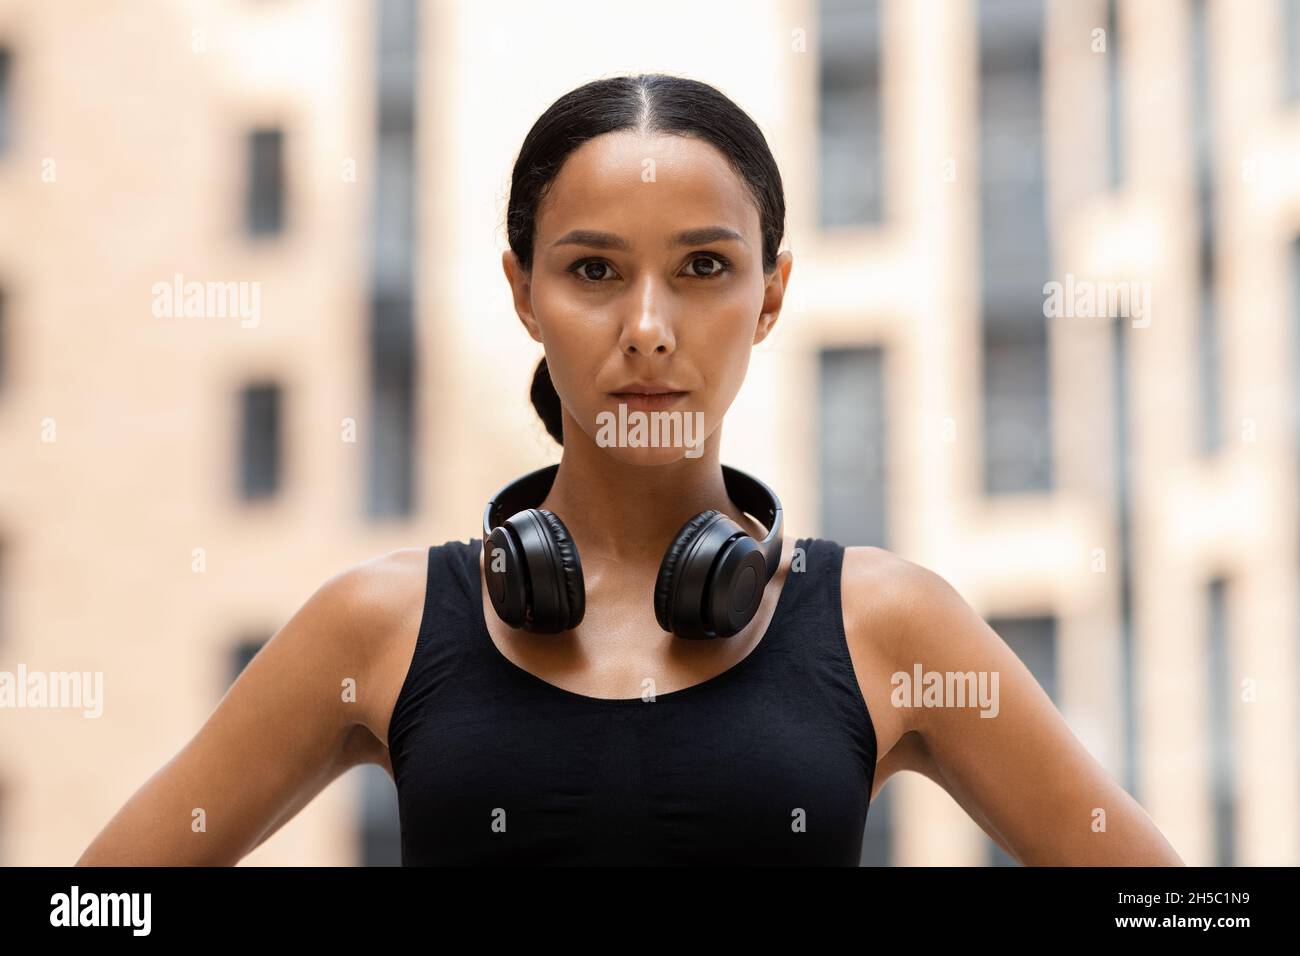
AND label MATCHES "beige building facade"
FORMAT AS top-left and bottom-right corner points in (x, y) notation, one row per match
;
(0, 0), (1295, 866)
